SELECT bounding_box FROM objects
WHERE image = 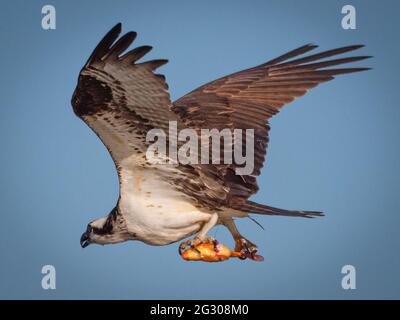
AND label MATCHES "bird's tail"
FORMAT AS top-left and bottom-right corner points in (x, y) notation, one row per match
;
(233, 200), (324, 218)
